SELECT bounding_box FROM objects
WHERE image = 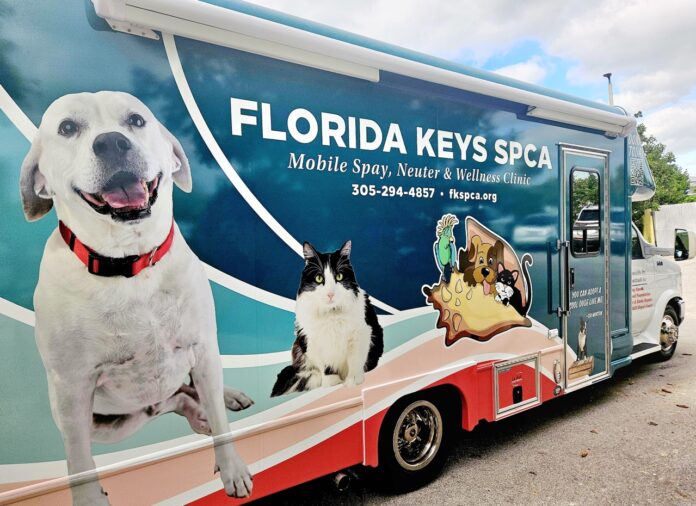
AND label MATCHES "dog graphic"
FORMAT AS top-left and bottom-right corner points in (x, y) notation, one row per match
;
(461, 235), (504, 297)
(19, 91), (253, 504)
